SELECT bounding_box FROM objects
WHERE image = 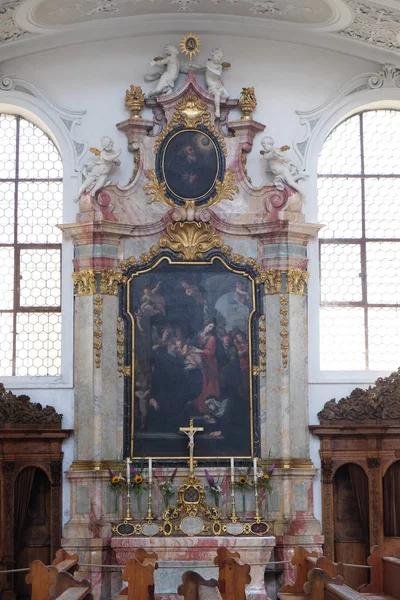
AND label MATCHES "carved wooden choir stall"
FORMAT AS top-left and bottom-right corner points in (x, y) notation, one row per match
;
(0, 385), (70, 600)
(310, 367), (400, 590)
